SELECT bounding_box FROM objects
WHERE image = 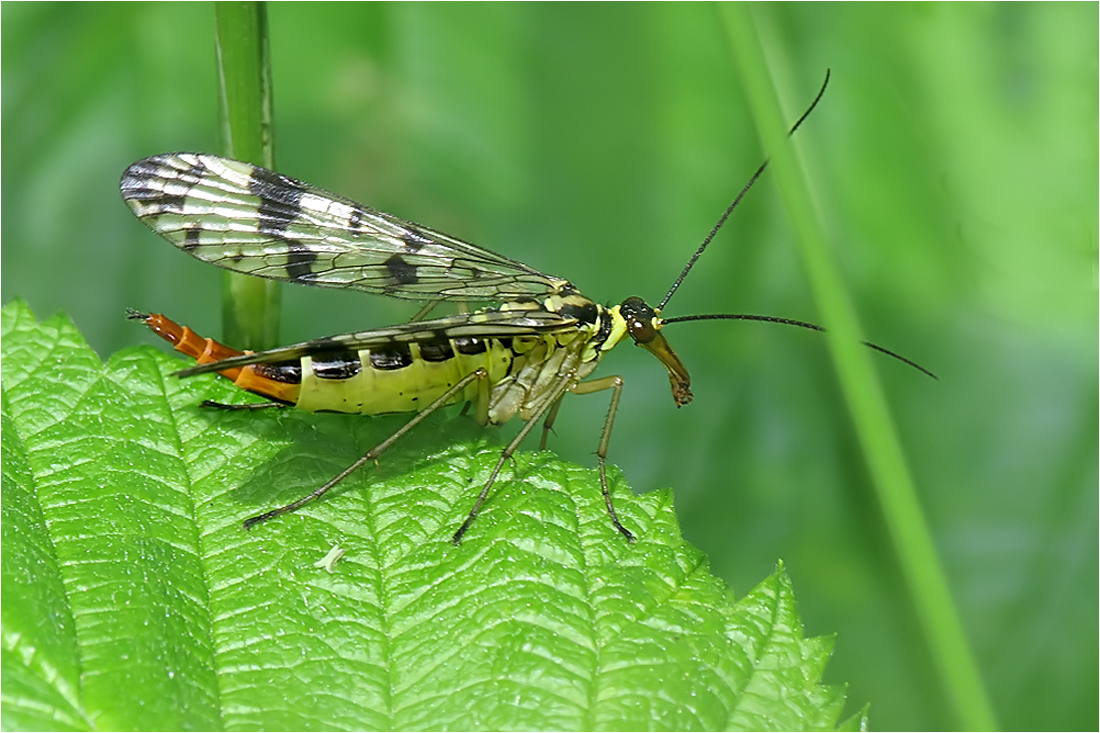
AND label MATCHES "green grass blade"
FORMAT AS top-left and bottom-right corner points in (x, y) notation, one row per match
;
(214, 1), (280, 350)
(718, 5), (997, 730)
